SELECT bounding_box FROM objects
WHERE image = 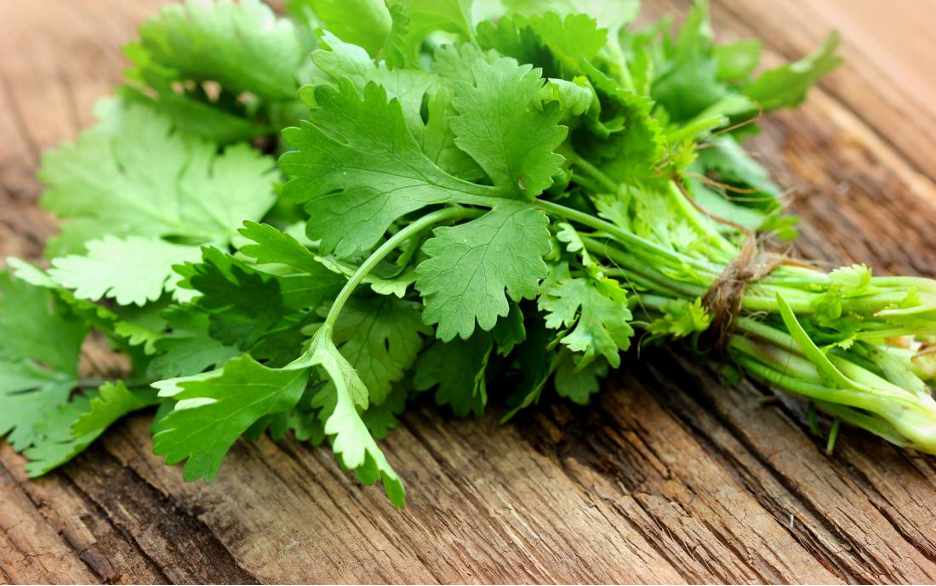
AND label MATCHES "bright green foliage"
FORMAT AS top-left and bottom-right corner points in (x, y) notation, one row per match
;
(131, 0), (304, 101)
(280, 80), (502, 257)
(417, 204), (551, 340)
(23, 382), (159, 476)
(313, 32), (435, 139)
(9, 0), (896, 511)
(289, 0), (391, 55)
(332, 297), (429, 405)
(540, 275), (634, 368)
(0, 361), (76, 452)
(0, 272), (87, 374)
(304, 326), (406, 506)
(414, 332), (493, 417)
(554, 351), (608, 404)
(361, 386), (408, 439)
(745, 32), (842, 111)
(39, 102), (276, 255)
(121, 0), (307, 143)
(0, 272), (87, 459)
(450, 57), (567, 194)
(382, 0), (475, 68)
(153, 355), (308, 481)
(49, 236), (201, 306)
(148, 307), (240, 379)
(177, 248), (288, 349)
(647, 298), (711, 338)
